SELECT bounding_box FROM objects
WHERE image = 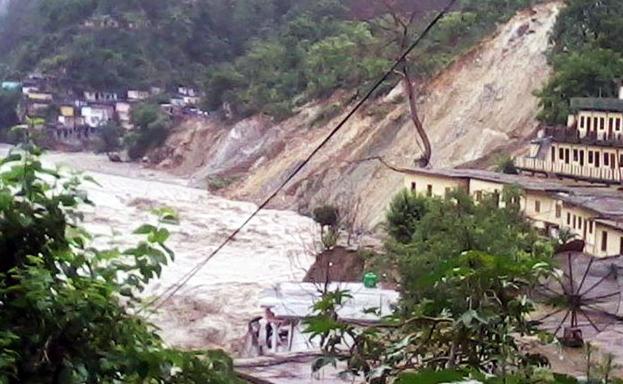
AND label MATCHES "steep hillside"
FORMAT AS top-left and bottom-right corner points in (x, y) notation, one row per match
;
(154, 2), (561, 230)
